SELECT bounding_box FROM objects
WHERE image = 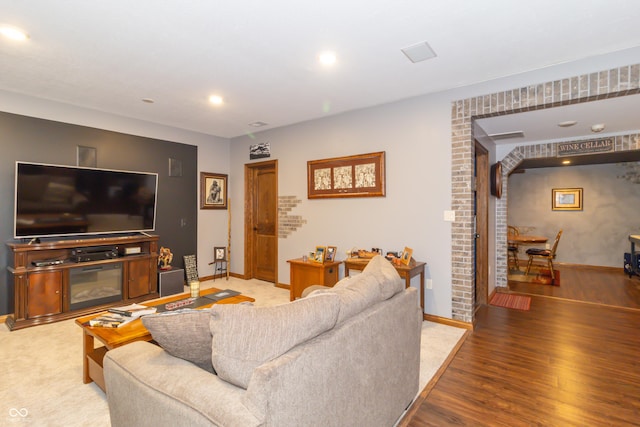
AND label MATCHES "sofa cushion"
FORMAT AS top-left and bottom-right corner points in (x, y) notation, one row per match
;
(209, 293), (340, 389)
(363, 255), (404, 299)
(313, 273), (382, 324)
(141, 309), (215, 373)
